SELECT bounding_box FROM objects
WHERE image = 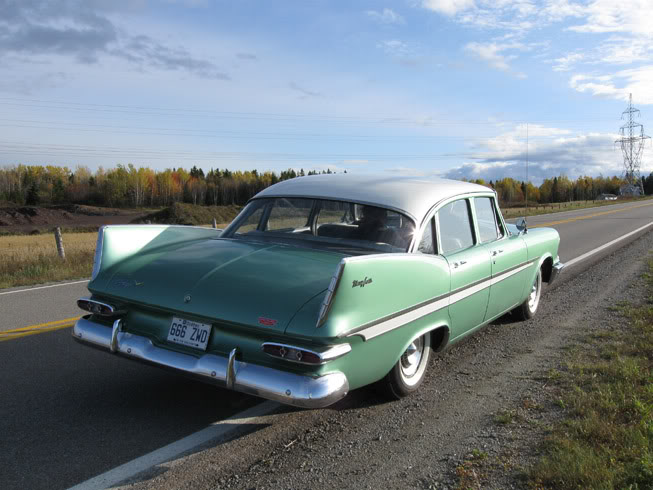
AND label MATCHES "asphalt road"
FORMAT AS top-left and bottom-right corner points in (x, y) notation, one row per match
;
(1, 199), (652, 490)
